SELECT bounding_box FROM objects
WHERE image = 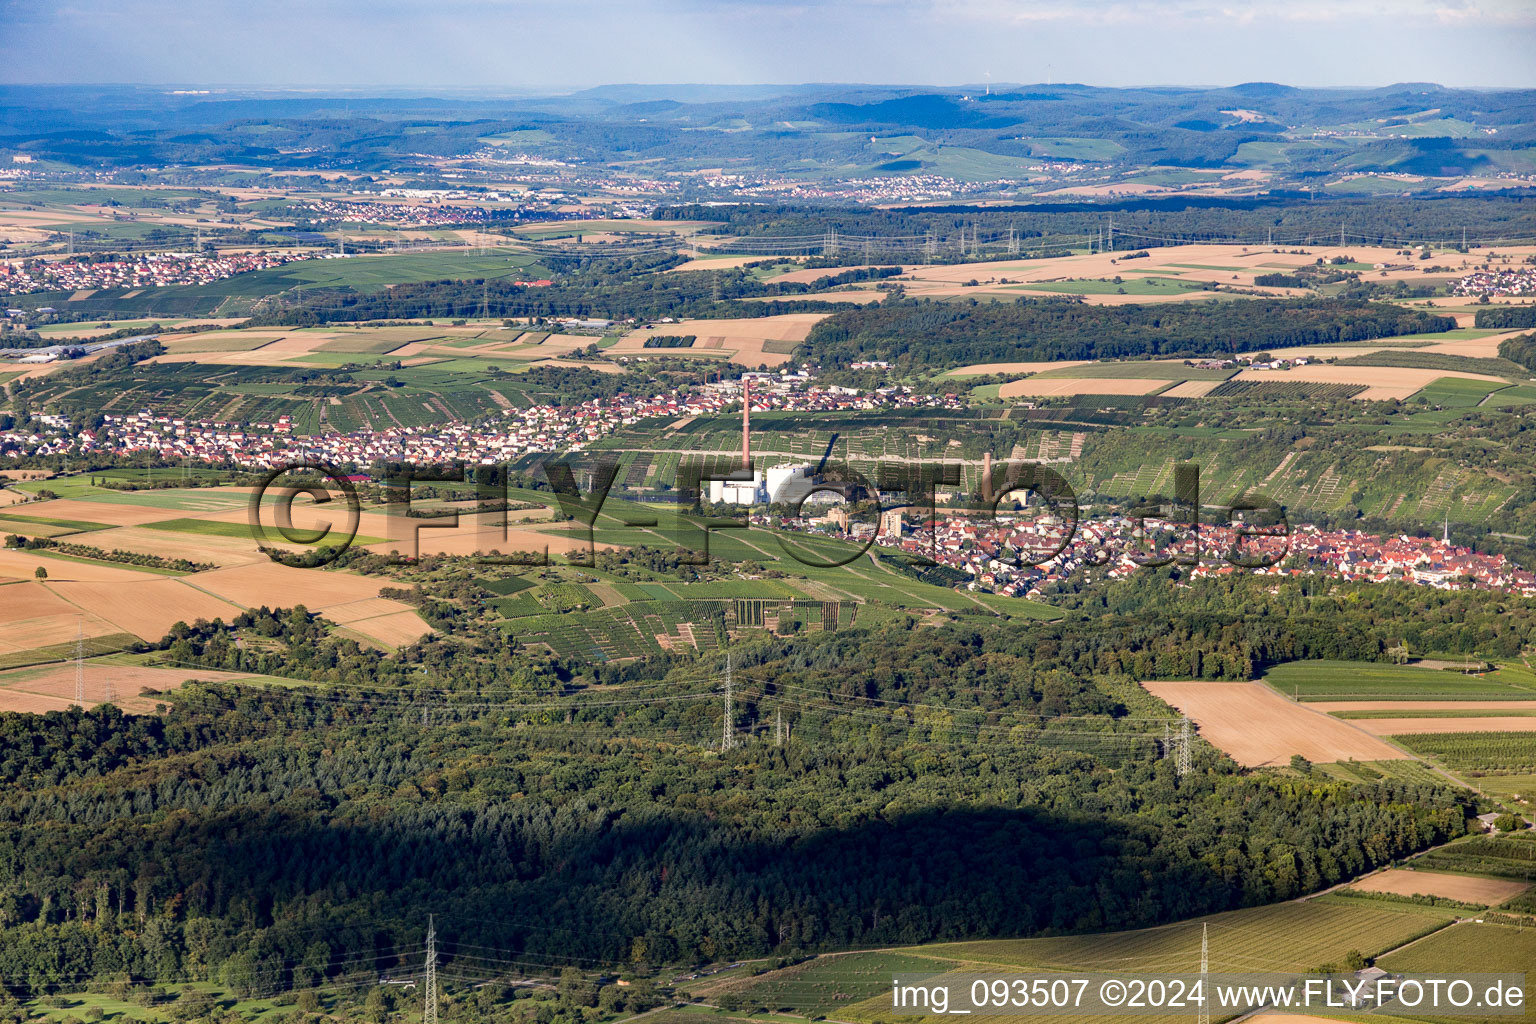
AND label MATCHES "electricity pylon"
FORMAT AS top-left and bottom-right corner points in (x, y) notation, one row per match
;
(721, 653), (735, 751)
(424, 915), (437, 1024)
